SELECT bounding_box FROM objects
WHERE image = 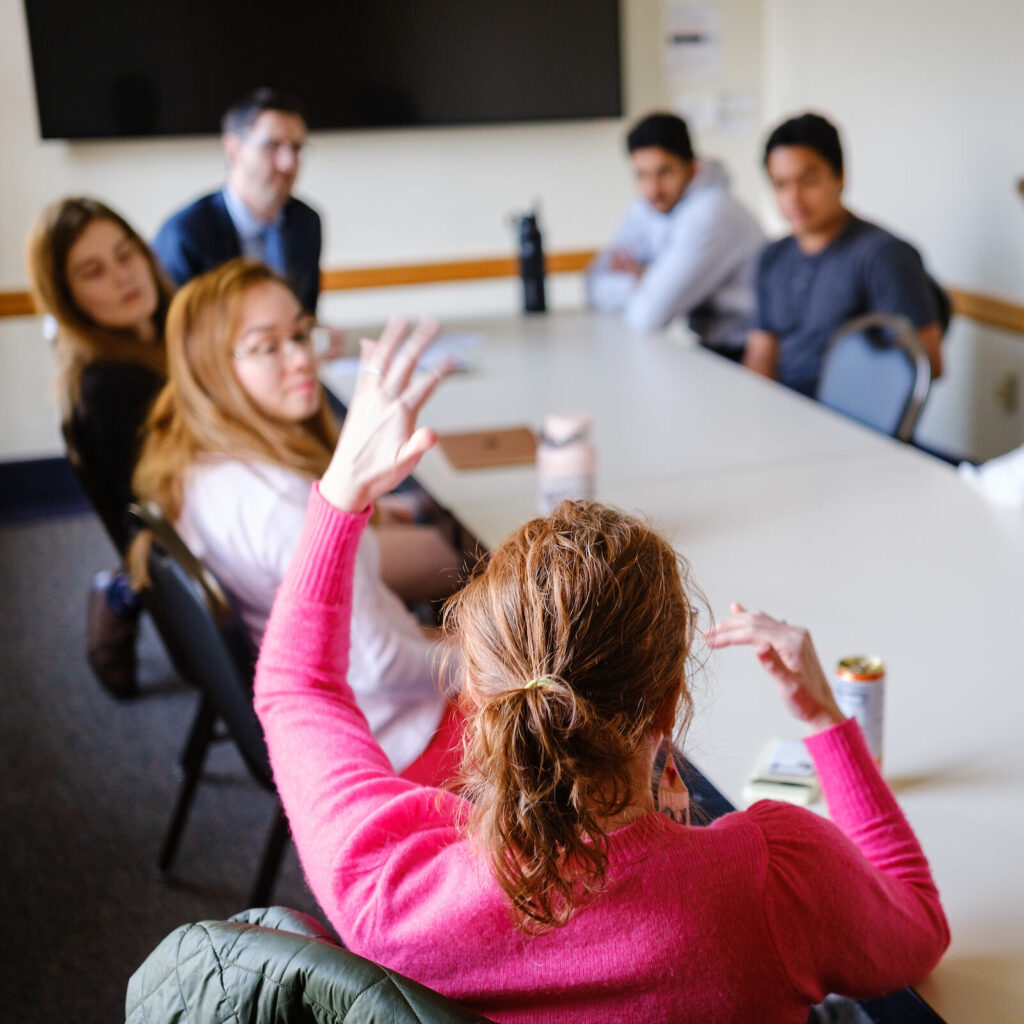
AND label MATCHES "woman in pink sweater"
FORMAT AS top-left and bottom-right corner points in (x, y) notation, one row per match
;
(254, 319), (949, 1023)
